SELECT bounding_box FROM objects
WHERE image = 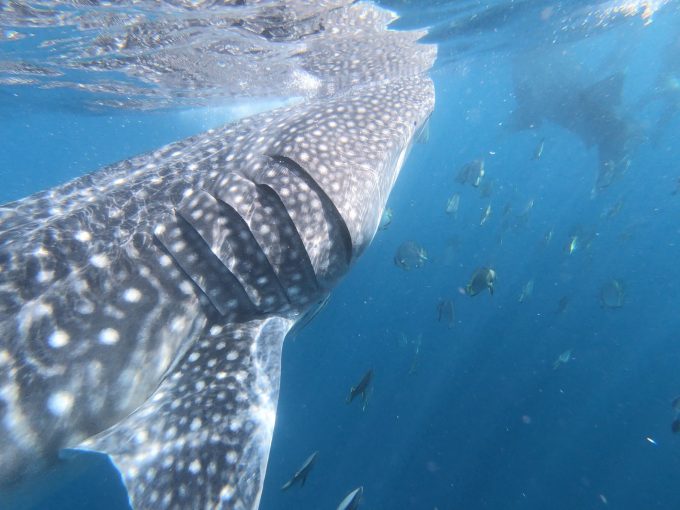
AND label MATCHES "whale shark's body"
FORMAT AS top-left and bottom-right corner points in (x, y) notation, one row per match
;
(0, 2), (435, 508)
(510, 49), (639, 190)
